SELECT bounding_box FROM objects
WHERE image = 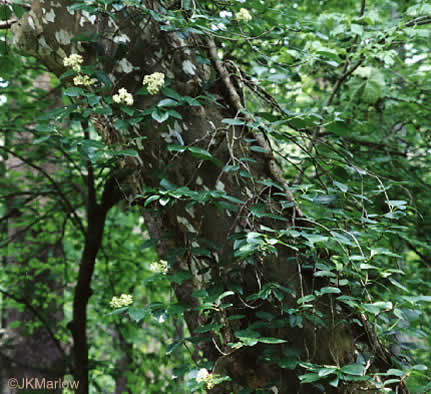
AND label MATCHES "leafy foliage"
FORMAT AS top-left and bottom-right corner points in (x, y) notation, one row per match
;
(1, 0), (431, 392)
